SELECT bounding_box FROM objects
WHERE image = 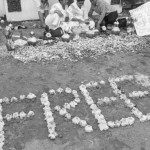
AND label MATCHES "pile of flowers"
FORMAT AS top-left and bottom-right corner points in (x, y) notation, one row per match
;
(109, 76), (150, 123)
(107, 117), (135, 128)
(1, 93), (36, 104)
(40, 93), (57, 139)
(97, 97), (117, 105)
(79, 84), (109, 131)
(0, 104), (5, 149)
(4, 111), (35, 121)
(10, 35), (149, 63)
(129, 91), (149, 98)
(52, 87), (93, 132)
